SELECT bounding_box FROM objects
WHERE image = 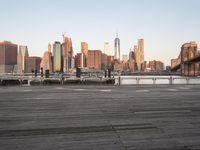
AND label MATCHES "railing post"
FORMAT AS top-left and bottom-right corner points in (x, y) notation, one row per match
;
(169, 76), (173, 85)
(118, 76), (121, 85)
(186, 77), (189, 85)
(28, 80), (31, 86)
(136, 77), (139, 85)
(153, 78), (156, 85)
